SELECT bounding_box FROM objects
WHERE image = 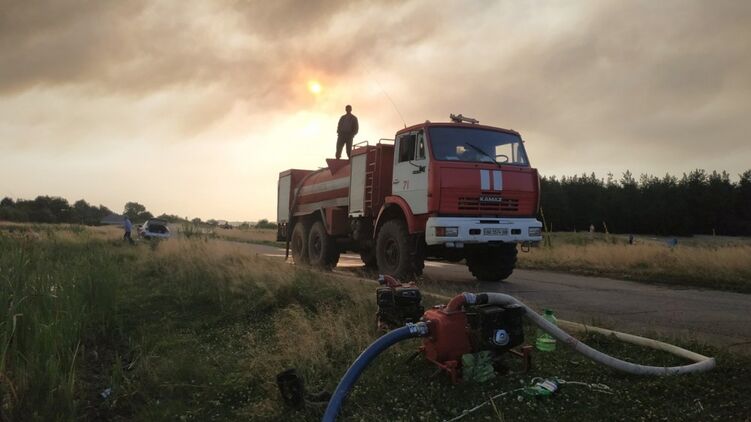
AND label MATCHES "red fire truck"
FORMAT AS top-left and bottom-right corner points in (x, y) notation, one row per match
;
(277, 114), (542, 281)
